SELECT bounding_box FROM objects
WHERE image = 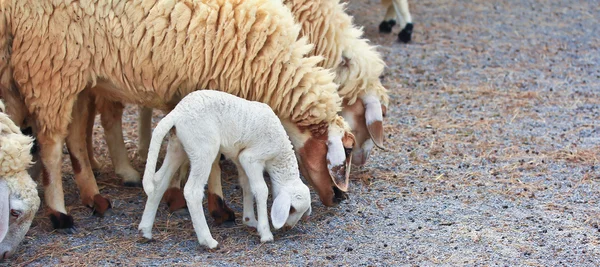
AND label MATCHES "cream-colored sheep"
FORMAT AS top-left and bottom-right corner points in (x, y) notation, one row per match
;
(139, 90), (311, 248)
(0, 0), (354, 229)
(0, 100), (40, 260)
